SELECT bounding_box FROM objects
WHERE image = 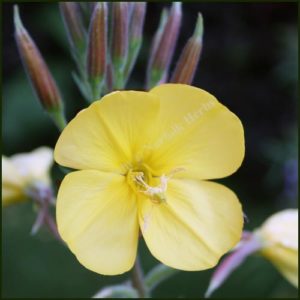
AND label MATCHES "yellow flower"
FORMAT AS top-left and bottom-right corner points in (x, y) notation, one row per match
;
(54, 84), (245, 275)
(256, 209), (298, 288)
(2, 147), (53, 206)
